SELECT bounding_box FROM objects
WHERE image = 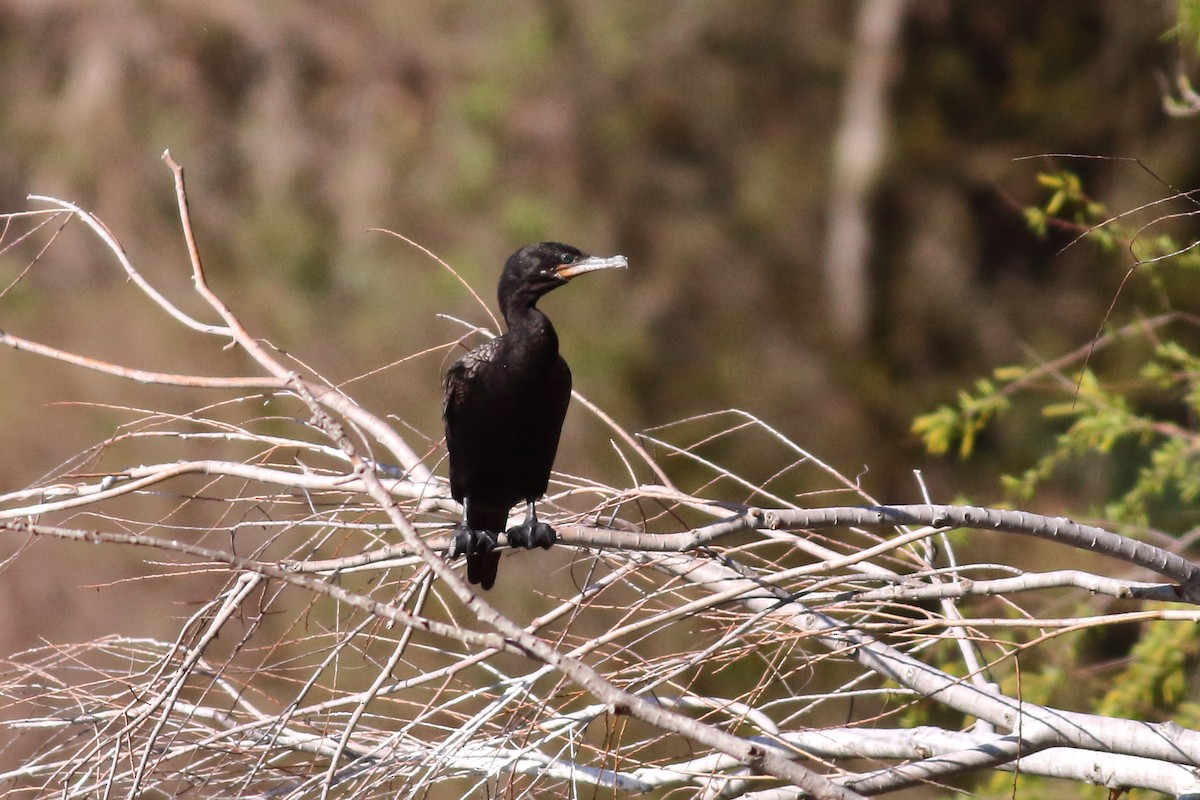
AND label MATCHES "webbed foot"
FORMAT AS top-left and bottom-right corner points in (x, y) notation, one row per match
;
(506, 517), (557, 550)
(450, 524), (501, 589)
(449, 524), (498, 559)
